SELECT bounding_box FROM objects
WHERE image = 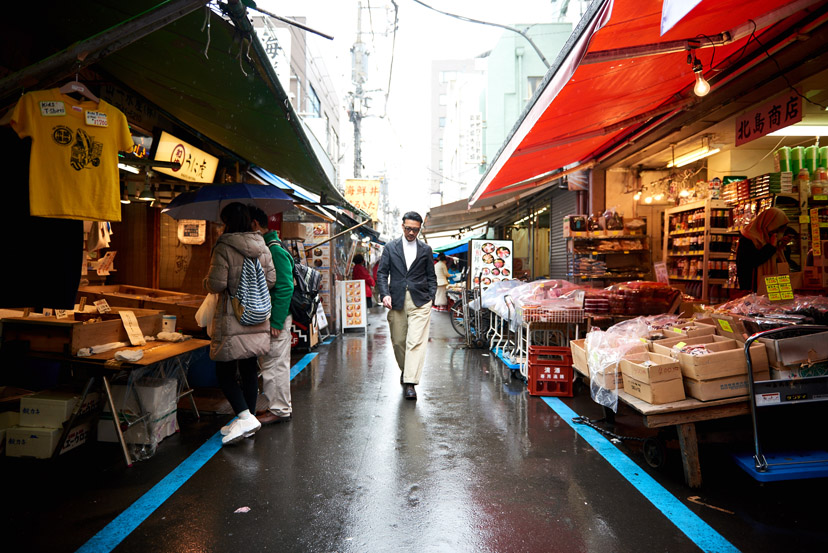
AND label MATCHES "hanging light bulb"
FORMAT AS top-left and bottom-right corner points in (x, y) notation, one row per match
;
(692, 57), (710, 97)
(654, 193), (664, 201)
(644, 196), (653, 204)
(633, 191), (642, 201)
